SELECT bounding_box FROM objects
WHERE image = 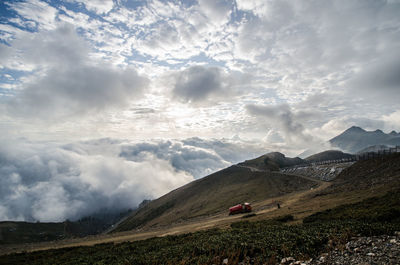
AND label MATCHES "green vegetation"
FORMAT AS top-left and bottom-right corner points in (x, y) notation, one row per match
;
(117, 201), (175, 231)
(304, 191), (400, 223)
(0, 222), (66, 244)
(1, 191), (399, 265)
